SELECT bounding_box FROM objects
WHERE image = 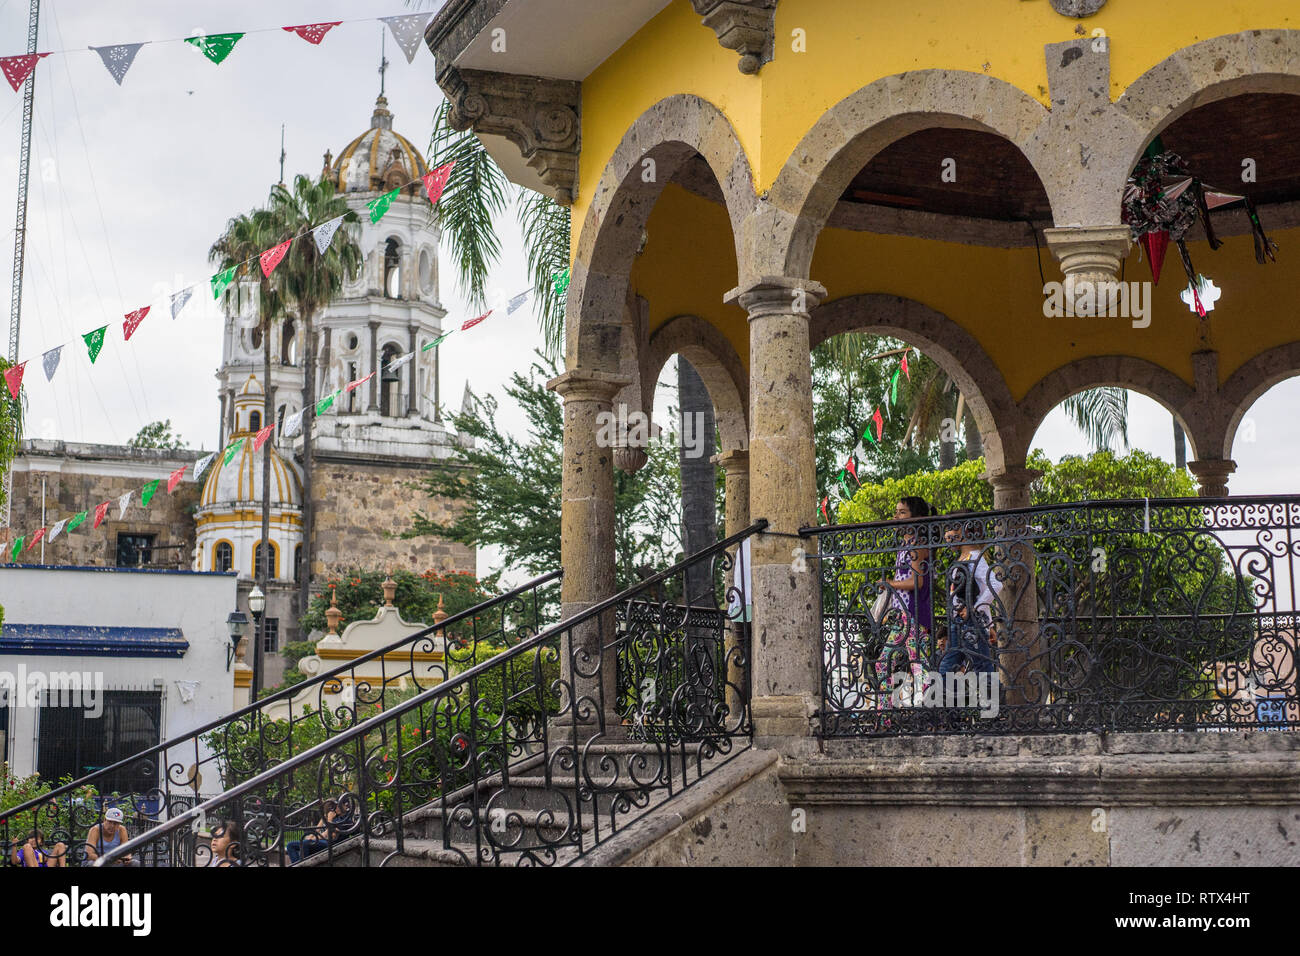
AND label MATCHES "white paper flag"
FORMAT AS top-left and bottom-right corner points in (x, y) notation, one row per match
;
(42, 346), (62, 382)
(193, 452), (216, 480)
(507, 290), (531, 315)
(381, 13), (433, 64)
(313, 215), (345, 255)
(387, 351), (415, 373)
(48, 518), (68, 543)
(117, 491), (132, 519)
(281, 409), (305, 439)
(89, 42), (146, 85)
(170, 286), (193, 319)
